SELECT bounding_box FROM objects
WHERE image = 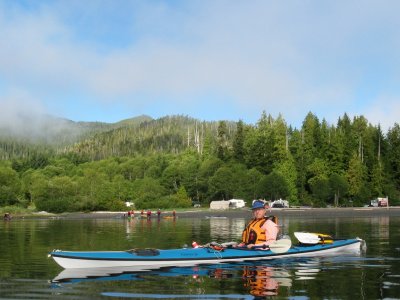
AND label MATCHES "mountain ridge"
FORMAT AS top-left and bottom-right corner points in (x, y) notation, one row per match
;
(0, 114), (235, 160)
